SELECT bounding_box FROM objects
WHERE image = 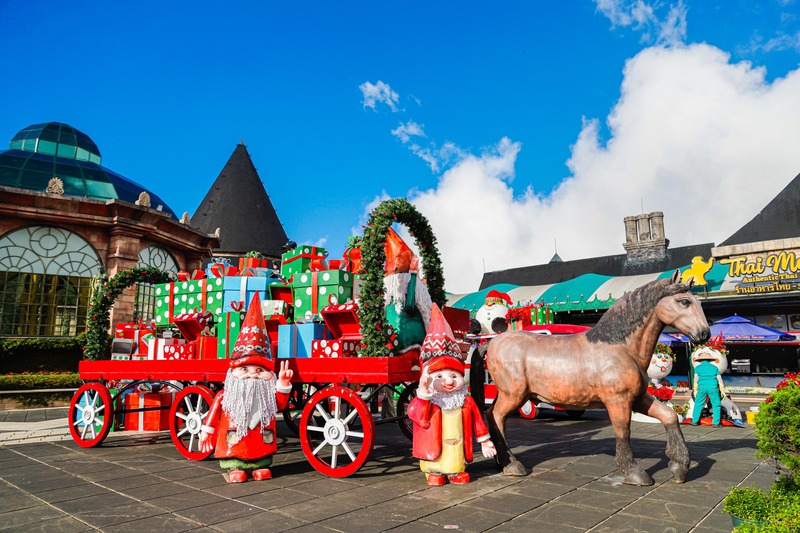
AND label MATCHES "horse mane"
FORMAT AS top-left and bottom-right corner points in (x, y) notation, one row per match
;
(586, 278), (692, 345)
